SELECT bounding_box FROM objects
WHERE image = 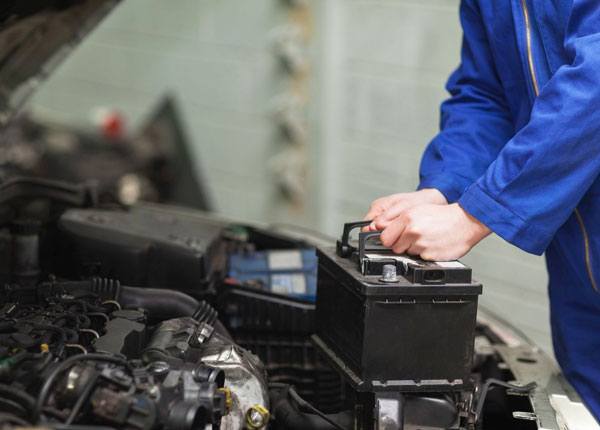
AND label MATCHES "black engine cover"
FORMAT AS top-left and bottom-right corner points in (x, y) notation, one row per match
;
(54, 205), (227, 297)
